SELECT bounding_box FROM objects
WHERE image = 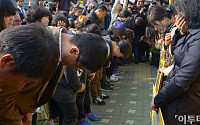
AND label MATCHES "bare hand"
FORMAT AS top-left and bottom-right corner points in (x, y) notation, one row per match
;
(151, 102), (159, 113)
(87, 73), (95, 81)
(106, 61), (111, 68)
(158, 67), (166, 73)
(175, 15), (187, 35)
(21, 113), (33, 125)
(78, 83), (85, 93)
(164, 33), (171, 46)
(57, 21), (66, 27)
